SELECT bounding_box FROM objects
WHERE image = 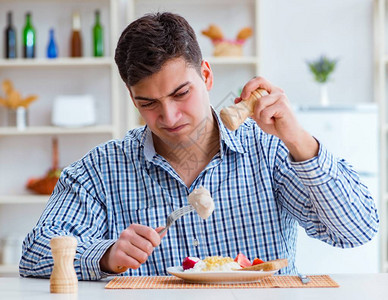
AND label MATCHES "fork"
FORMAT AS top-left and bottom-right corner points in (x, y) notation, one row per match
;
(158, 205), (195, 236)
(116, 205), (195, 271)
